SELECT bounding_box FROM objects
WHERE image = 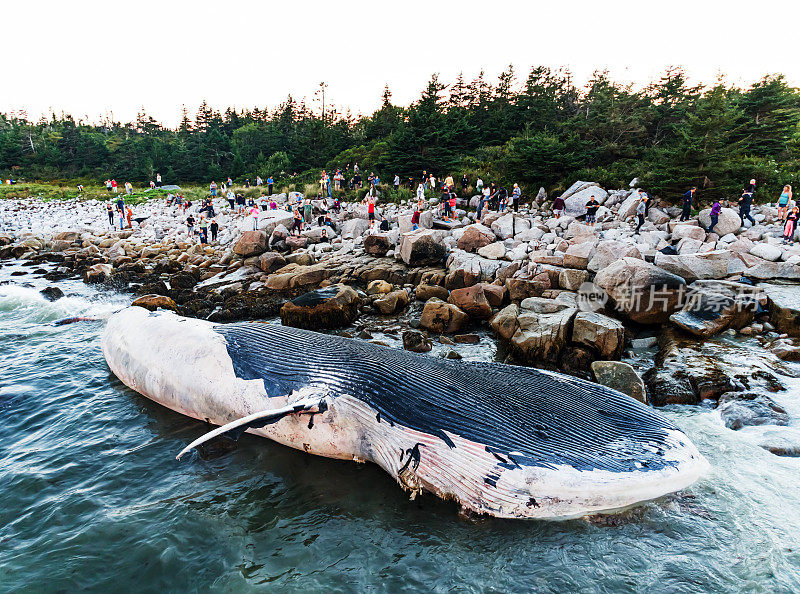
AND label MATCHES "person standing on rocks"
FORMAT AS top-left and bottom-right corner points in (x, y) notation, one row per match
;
(411, 208), (421, 230)
(292, 208), (303, 236)
(186, 215), (195, 238)
(199, 216), (209, 244)
(783, 206), (798, 244)
(304, 199), (313, 230)
(155, 173), (162, 187)
(126, 206), (132, 229)
(210, 218), (219, 242)
(125, 181), (133, 195)
(365, 195), (377, 228)
(680, 187), (696, 221)
(707, 199), (722, 233)
(476, 177), (484, 196)
(586, 195), (600, 227)
(512, 183), (521, 212)
(227, 189), (235, 209)
(441, 187), (451, 220)
(210, 181), (217, 197)
(461, 174), (469, 195)
(552, 194), (565, 218)
(416, 183), (425, 207)
(250, 203), (260, 231)
(778, 185), (792, 223)
(106, 203), (114, 228)
(739, 186), (755, 227)
(267, 176), (274, 195)
(634, 195), (647, 233)
(448, 191), (457, 221)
